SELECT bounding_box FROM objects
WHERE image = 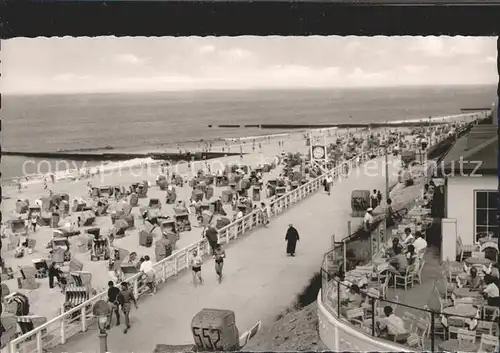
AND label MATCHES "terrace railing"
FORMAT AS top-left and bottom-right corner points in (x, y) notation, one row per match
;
(6, 146), (387, 353)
